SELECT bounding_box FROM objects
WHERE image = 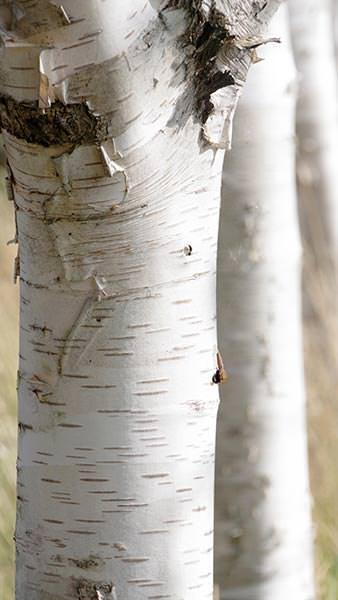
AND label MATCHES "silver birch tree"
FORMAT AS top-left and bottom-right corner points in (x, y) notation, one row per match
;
(215, 5), (315, 599)
(289, 1), (338, 594)
(289, 0), (338, 265)
(0, 1), (280, 599)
